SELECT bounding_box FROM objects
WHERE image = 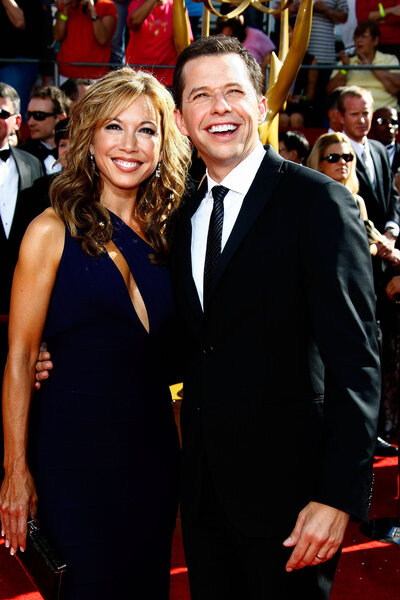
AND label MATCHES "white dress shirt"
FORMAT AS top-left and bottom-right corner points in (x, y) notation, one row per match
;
(0, 145), (18, 239)
(42, 141), (62, 175)
(191, 142), (266, 309)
